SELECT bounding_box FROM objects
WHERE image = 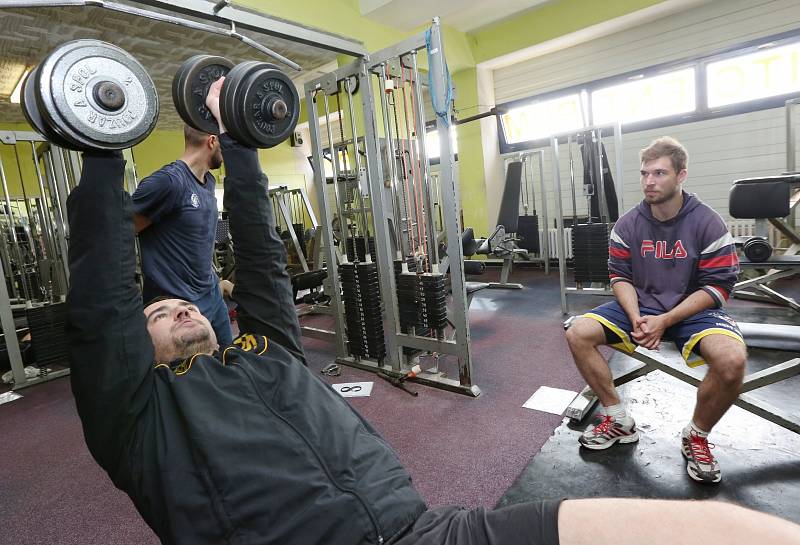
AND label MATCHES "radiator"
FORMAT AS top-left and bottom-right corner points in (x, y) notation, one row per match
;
(726, 220), (781, 247)
(540, 228), (572, 259)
